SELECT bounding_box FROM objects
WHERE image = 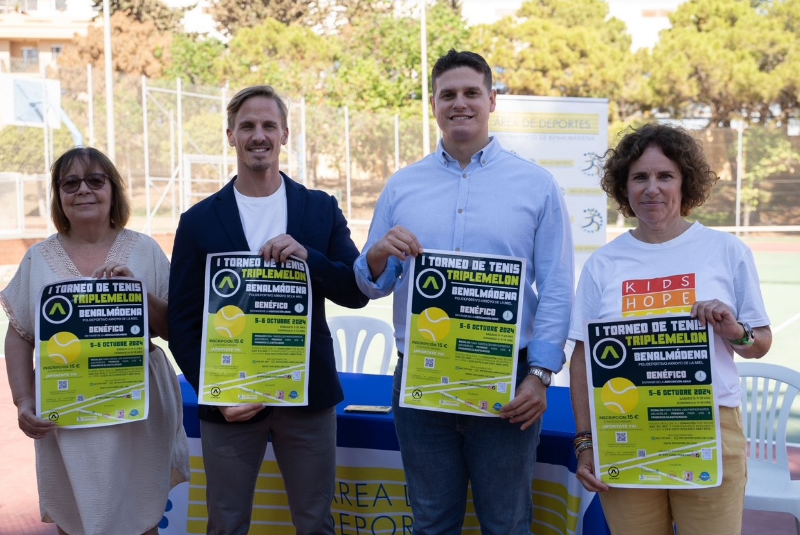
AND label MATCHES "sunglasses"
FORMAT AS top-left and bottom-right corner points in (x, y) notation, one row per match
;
(58, 173), (109, 194)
